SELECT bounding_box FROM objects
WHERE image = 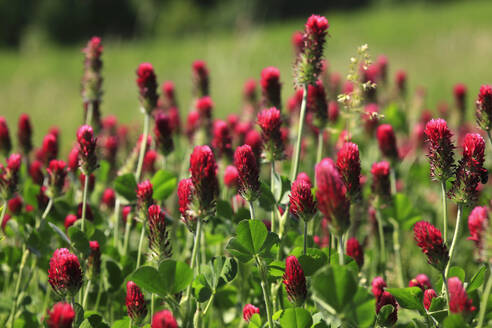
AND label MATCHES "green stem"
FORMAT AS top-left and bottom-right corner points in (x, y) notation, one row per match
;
(136, 223), (146, 269)
(290, 83), (308, 182)
(390, 167), (397, 195)
(316, 129), (324, 168)
(303, 220), (308, 256)
(202, 293), (215, 316)
(487, 130), (492, 148)
(122, 216), (132, 255)
(85, 101), (93, 126)
(390, 219), (404, 287)
(151, 293), (155, 322)
(9, 247), (29, 328)
(113, 198), (121, 249)
(440, 181), (448, 242)
(338, 236), (344, 265)
(94, 279), (102, 311)
(444, 204), (463, 280)
(82, 280), (91, 309)
(40, 197), (54, 224)
(442, 272), (451, 315)
(375, 206), (386, 276)
(135, 112), (150, 182)
(477, 264), (492, 328)
(248, 201), (256, 220)
(255, 255), (274, 328)
(0, 201), (6, 235)
(81, 173), (89, 233)
(270, 161), (276, 233)
(185, 219), (203, 326)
